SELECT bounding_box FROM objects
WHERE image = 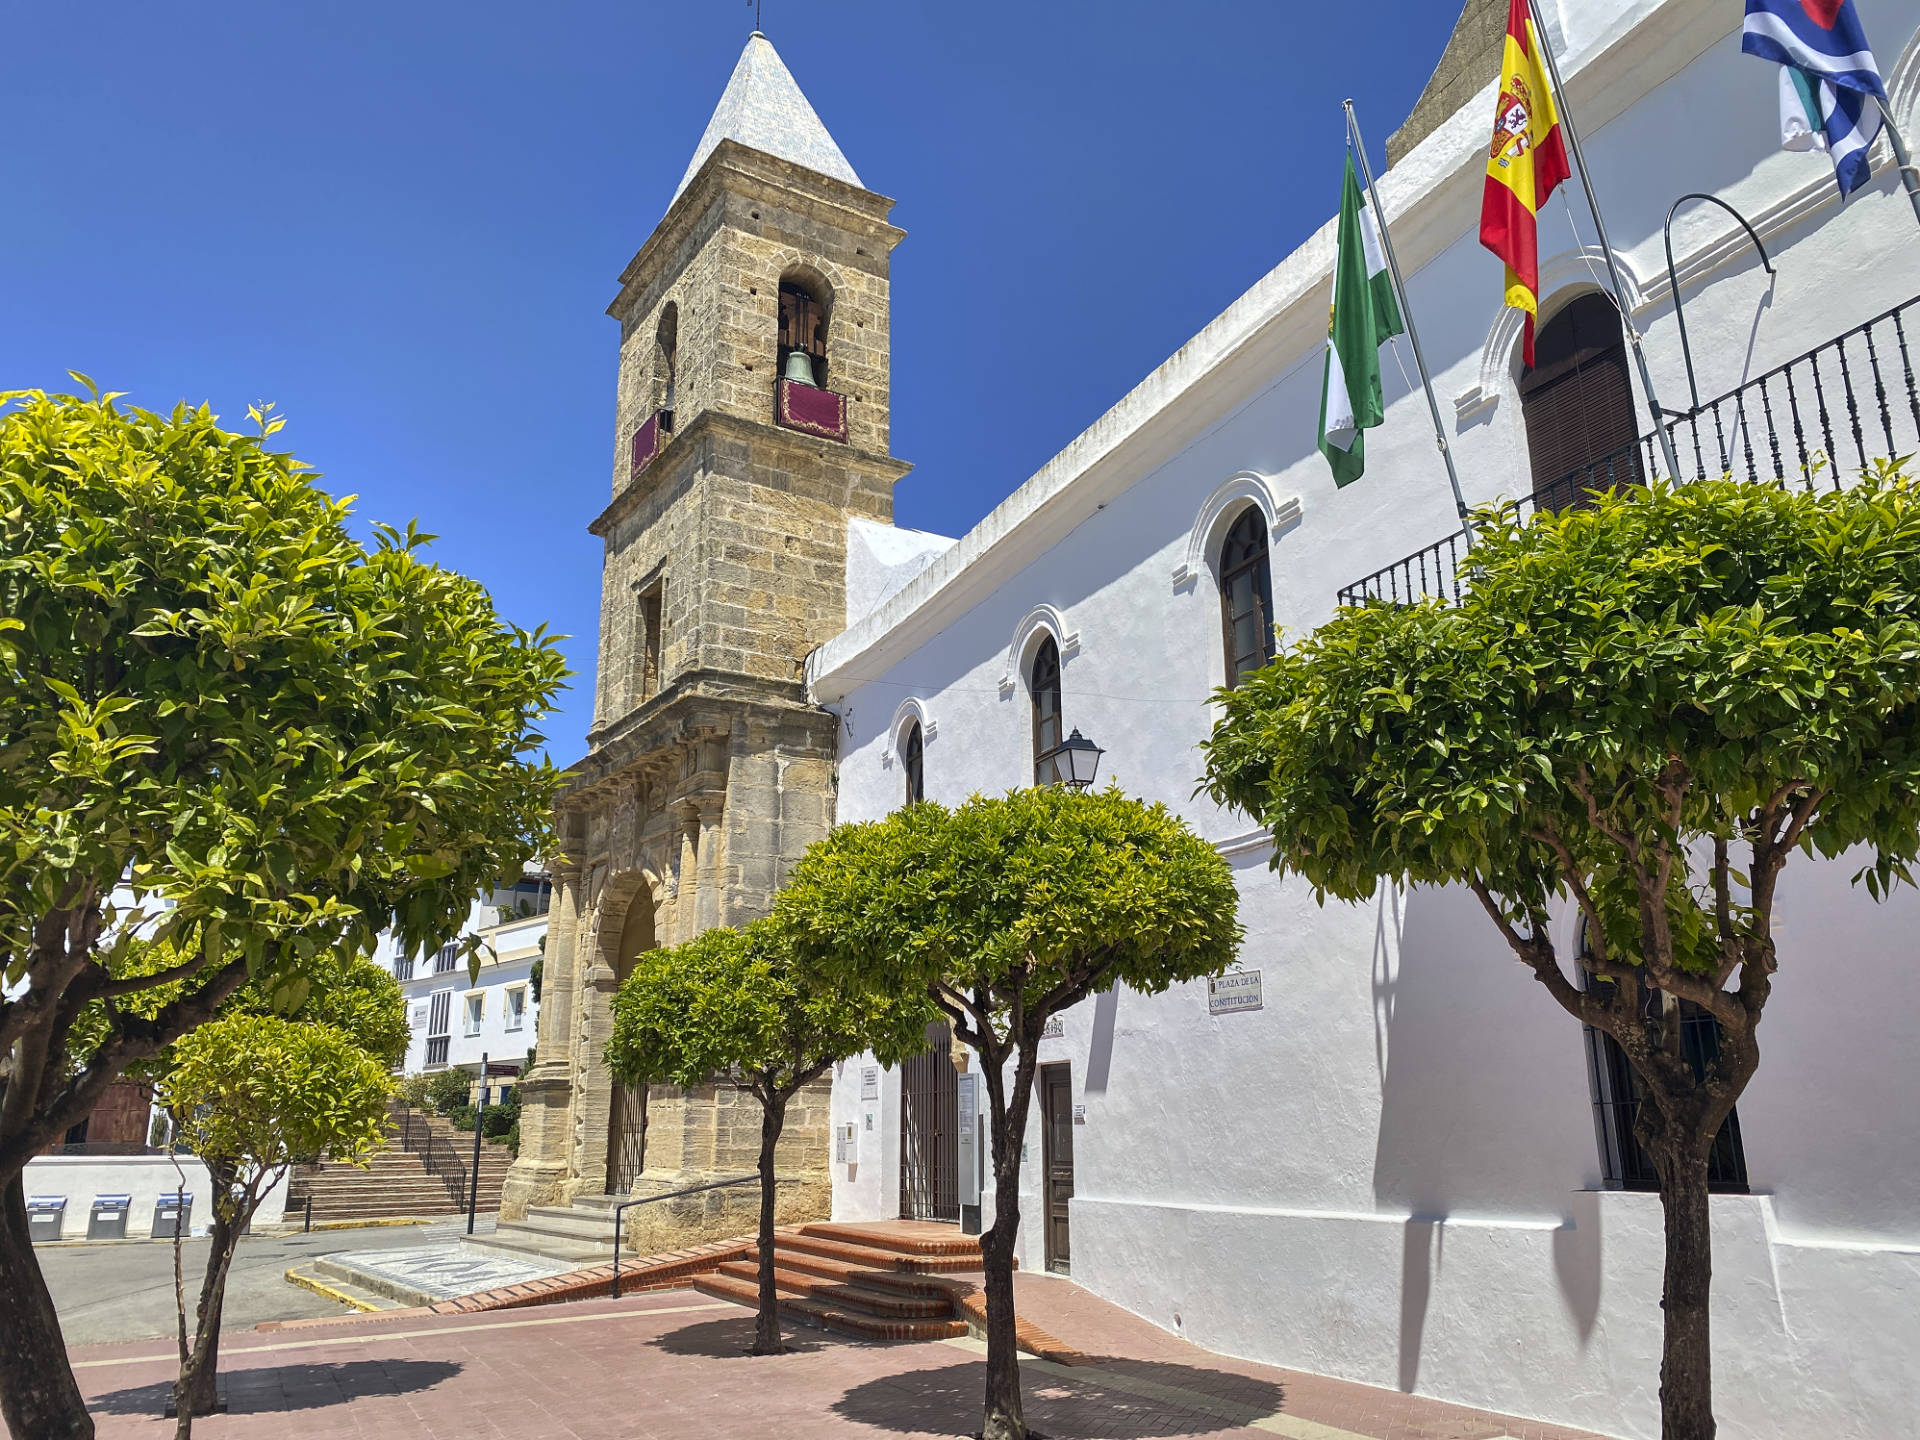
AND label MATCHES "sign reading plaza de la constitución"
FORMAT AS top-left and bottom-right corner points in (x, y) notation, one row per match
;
(1208, 970), (1263, 1016)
